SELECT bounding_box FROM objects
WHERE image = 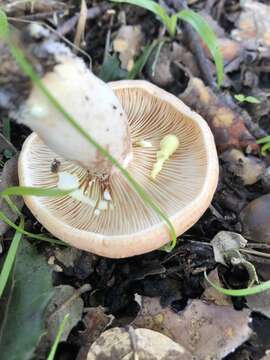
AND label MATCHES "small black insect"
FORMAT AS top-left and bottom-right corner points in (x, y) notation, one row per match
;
(51, 159), (61, 173)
